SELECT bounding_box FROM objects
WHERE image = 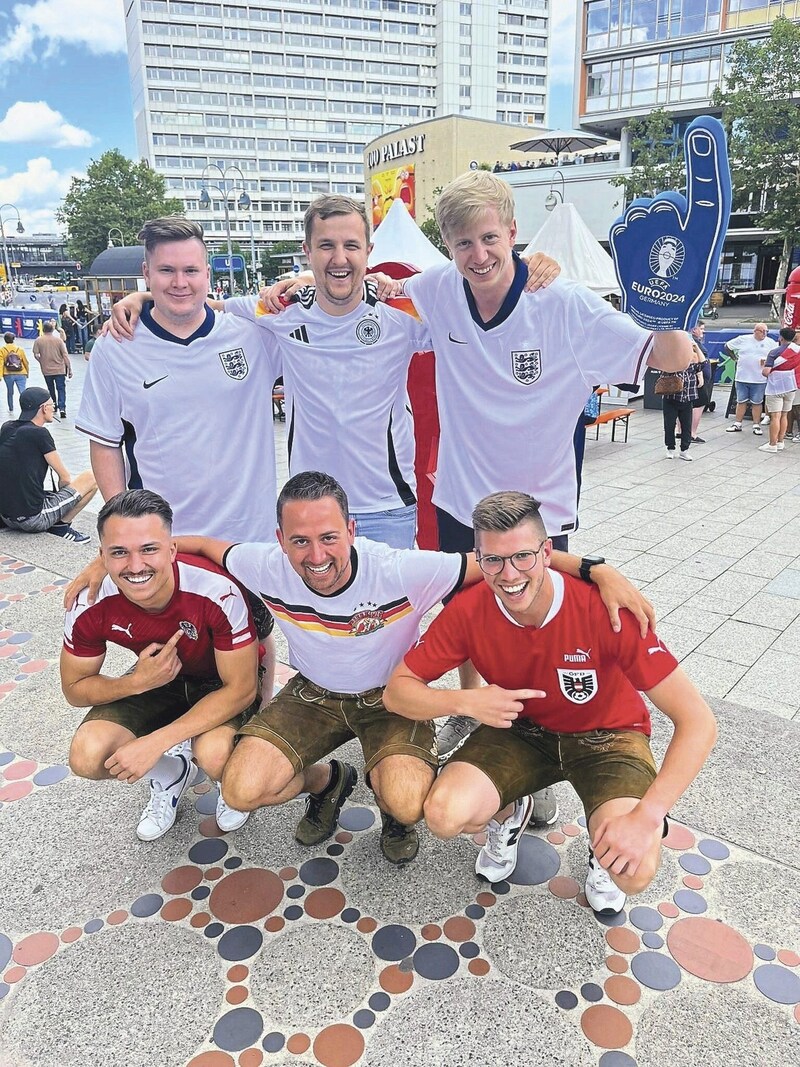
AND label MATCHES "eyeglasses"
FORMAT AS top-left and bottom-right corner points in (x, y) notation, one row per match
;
(476, 543), (546, 575)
